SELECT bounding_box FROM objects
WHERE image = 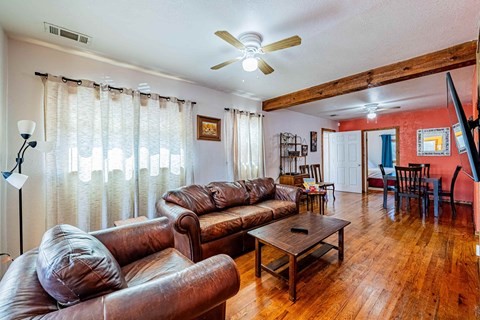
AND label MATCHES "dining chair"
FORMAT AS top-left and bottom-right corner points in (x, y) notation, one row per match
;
(379, 164), (395, 192)
(408, 163), (431, 204)
(395, 166), (428, 216)
(297, 164), (311, 206)
(428, 165), (462, 218)
(310, 164), (335, 201)
(299, 164), (311, 177)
